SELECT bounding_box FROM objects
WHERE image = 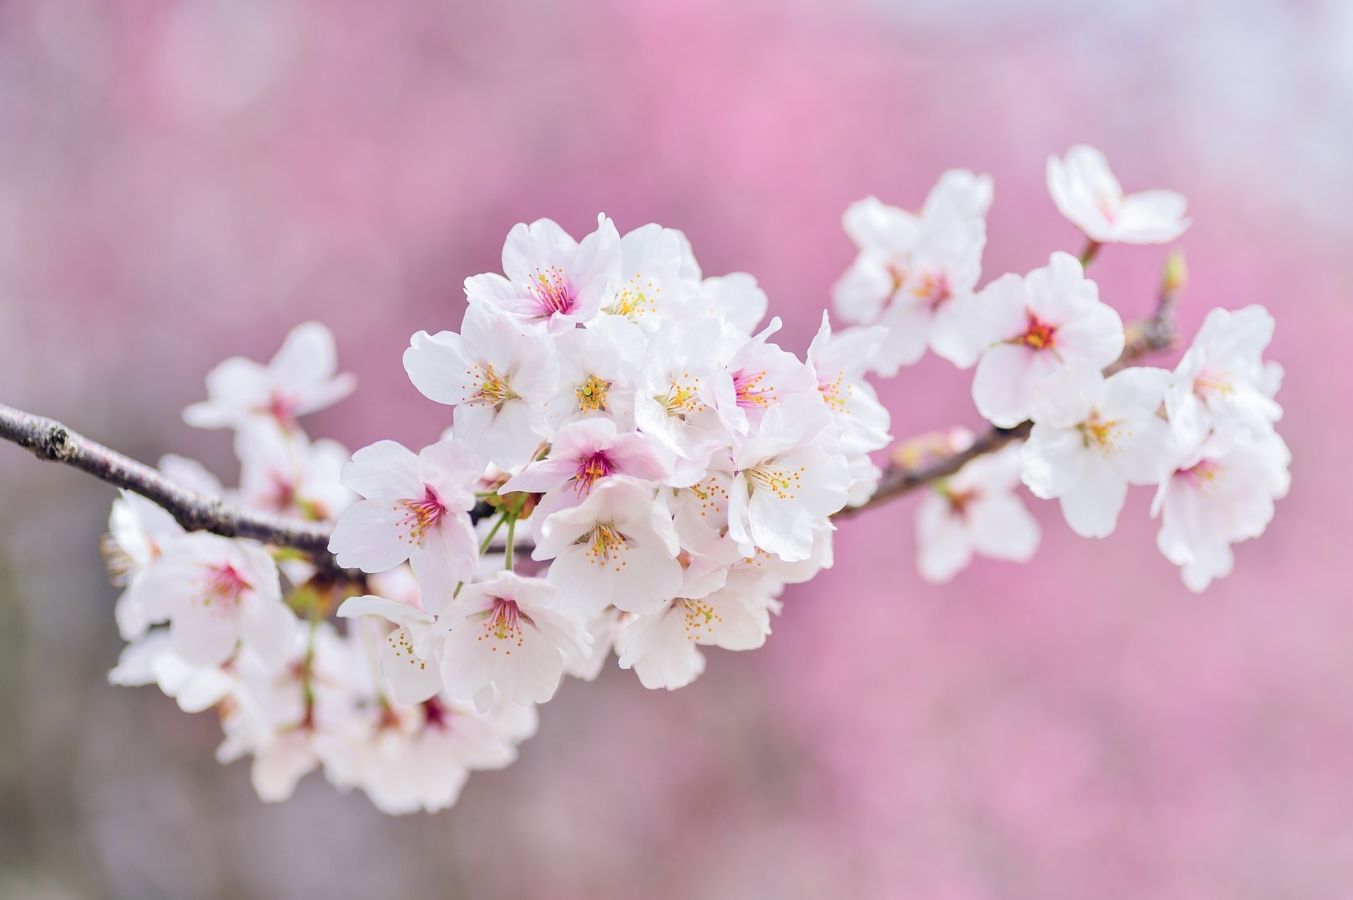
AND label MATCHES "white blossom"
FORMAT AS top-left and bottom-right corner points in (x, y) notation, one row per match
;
(833, 170), (993, 373)
(183, 322), (355, 431)
(1166, 305), (1284, 448)
(437, 571), (590, 709)
(534, 477), (683, 619)
(970, 252), (1125, 428)
(1047, 145), (1189, 244)
(403, 305), (558, 470)
(1152, 428), (1290, 592)
(466, 215), (621, 335)
(135, 533), (295, 668)
(915, 440), (1040, 583)
(328, 439), (482, 611)
(728, 393), (851, 562)
(1021, 361), (1175, 538)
